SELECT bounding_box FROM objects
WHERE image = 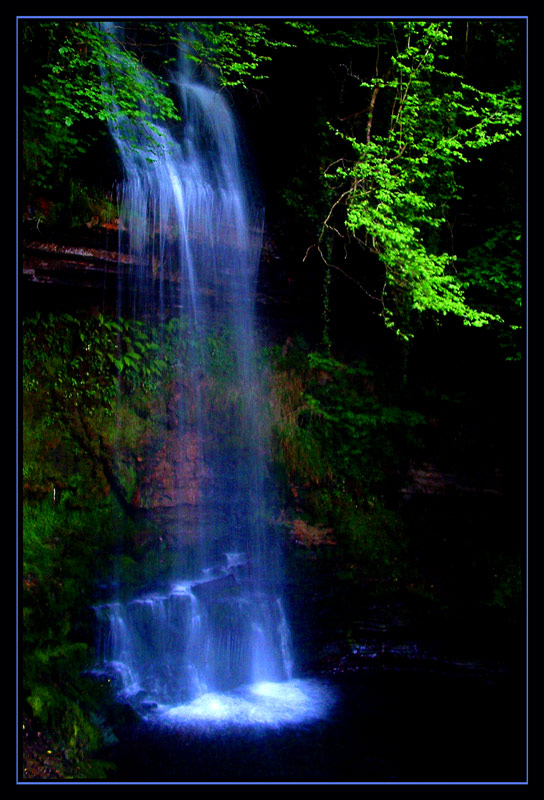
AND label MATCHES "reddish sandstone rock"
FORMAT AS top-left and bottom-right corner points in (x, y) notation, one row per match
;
(138, 430), (208, 510)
